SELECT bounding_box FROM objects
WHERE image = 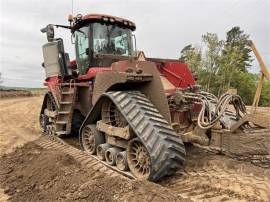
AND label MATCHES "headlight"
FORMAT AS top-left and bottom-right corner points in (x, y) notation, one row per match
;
(102, 17), (109, 22)
(77, 13), (83, 20)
